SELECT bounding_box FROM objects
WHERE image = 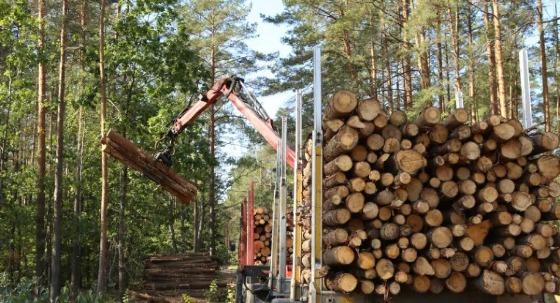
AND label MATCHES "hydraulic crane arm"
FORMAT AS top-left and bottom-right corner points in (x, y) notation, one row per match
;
(160, 76), (295, 168)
